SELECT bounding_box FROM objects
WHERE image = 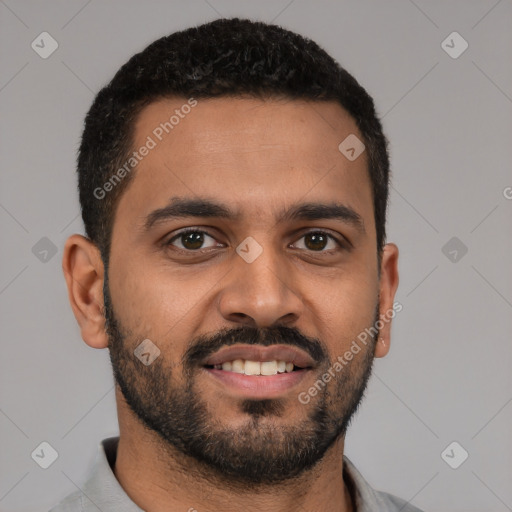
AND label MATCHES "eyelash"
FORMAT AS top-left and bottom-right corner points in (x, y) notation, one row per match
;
(164, 227), (348, 254)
